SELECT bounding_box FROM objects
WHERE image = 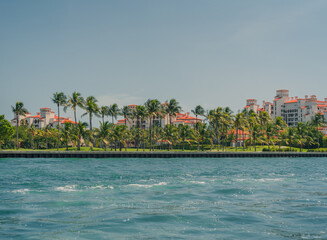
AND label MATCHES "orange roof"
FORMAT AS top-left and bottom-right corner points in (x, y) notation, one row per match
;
(301, 106), (306, 109)
(28, 115), (41, 118)
(128, 104), (137, 107)
(273, 98), (281, 102)
(317, 105), (327, 107)
(285, 100), (298, 104)
(118, 119), (126, 123)
(244, 106), (250, 108)
(40, 107), (51, 110)
(62, 119), (76, 124)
